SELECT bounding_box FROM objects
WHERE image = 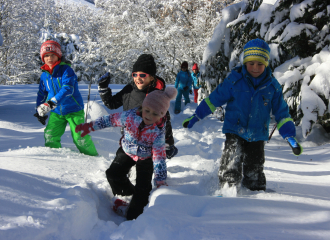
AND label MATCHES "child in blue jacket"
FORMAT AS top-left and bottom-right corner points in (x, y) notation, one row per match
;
(35, 40), (98, 156)
(174, 61), (193, 114)
(183, 39), (303, 192)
